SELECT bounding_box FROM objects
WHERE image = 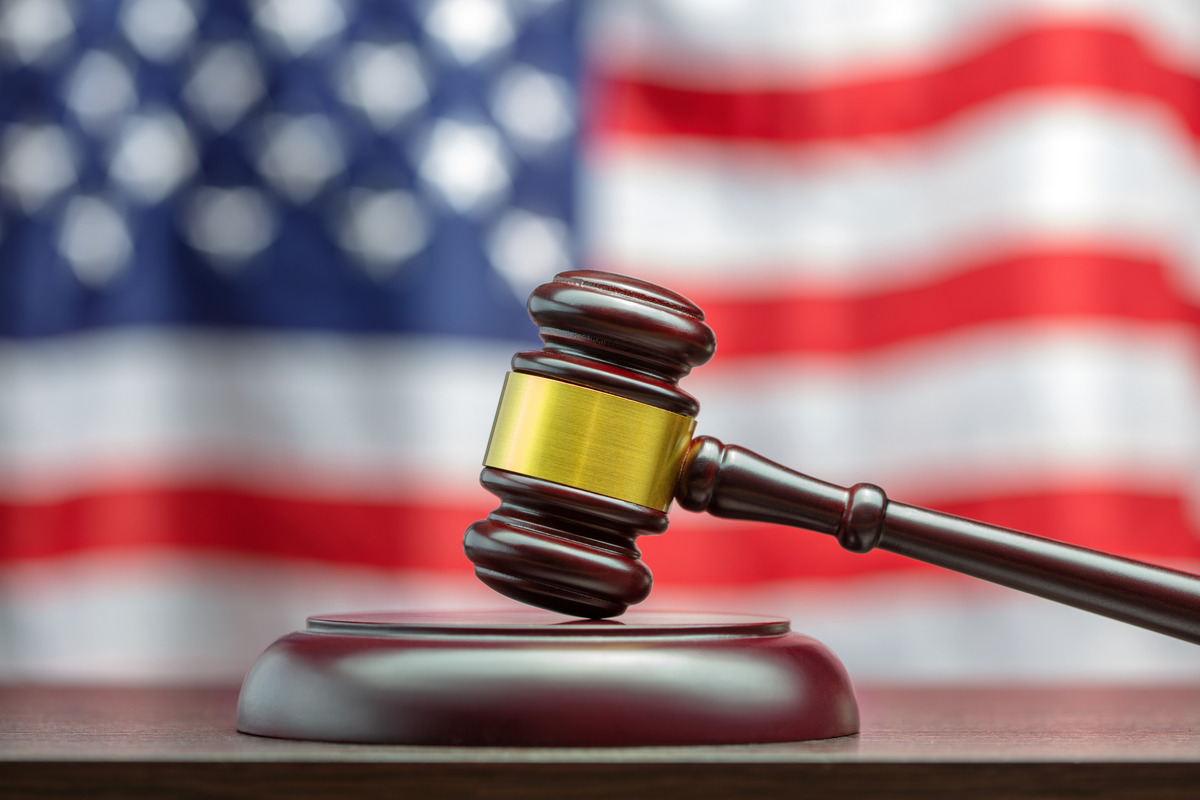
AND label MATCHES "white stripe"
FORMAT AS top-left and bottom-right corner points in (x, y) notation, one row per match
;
(0, 552), (509, 682)
(584, 93), (1200, 297)
(590, 0), (1200, 86)
(688, 321), (1200, 505)
(4, 551), (1198, 681)
(0, 329), (516, 500)
(3, 322), (1198, 521)
(648, 571), (1200, 681)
